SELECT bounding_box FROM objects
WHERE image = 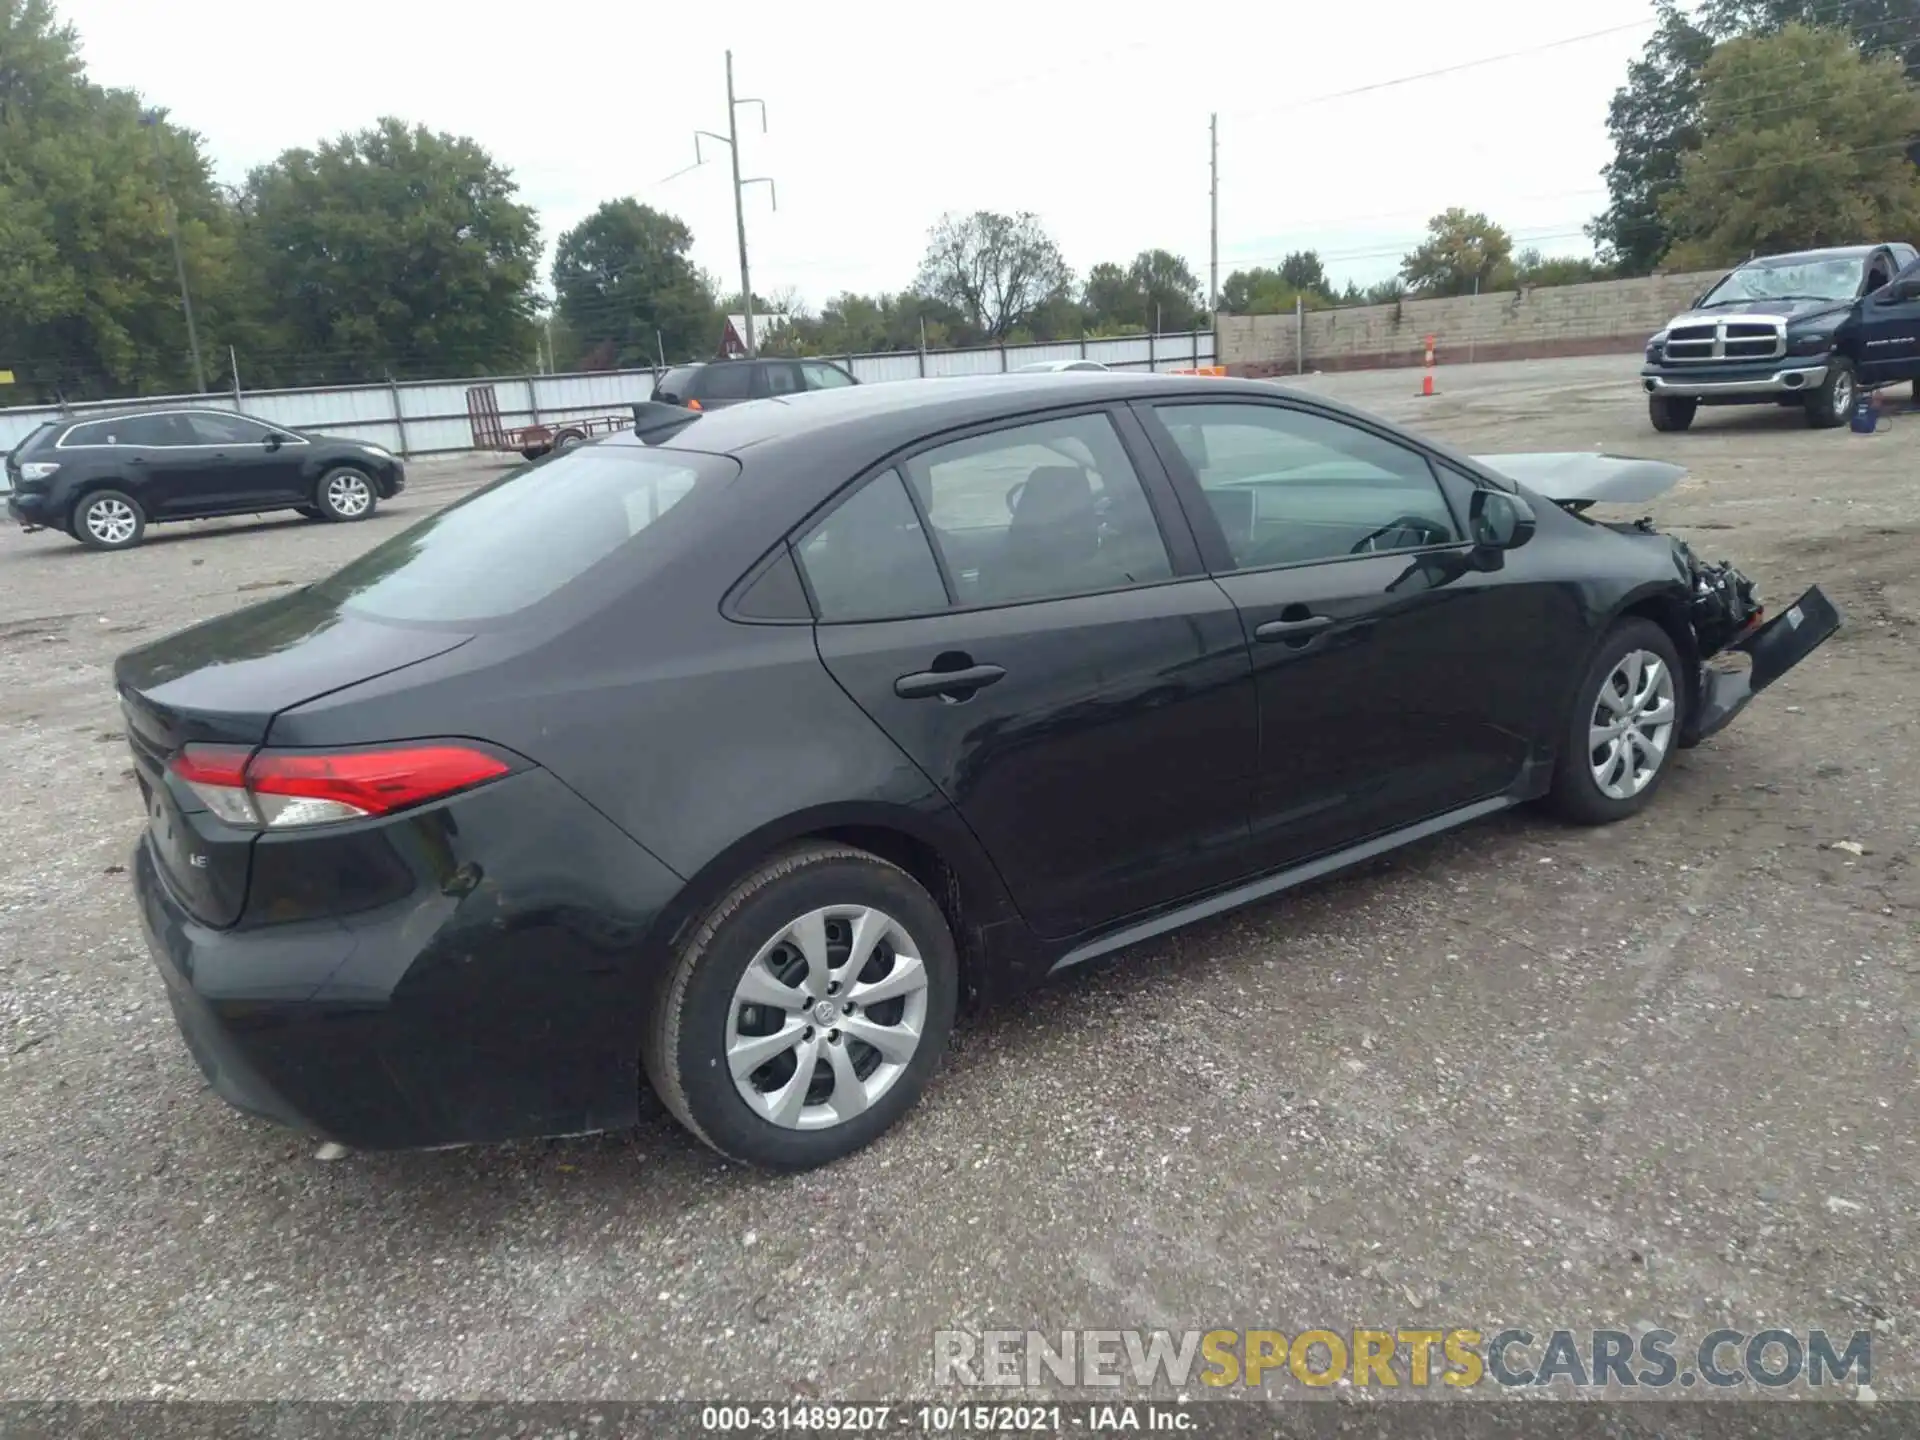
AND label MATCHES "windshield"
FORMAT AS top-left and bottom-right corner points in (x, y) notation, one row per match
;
(313, 443), (737, 625)
(1699, 257), (1865, 306)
